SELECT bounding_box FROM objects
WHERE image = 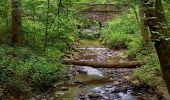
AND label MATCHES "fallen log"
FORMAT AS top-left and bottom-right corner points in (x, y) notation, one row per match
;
(62, 60), (147, 68)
